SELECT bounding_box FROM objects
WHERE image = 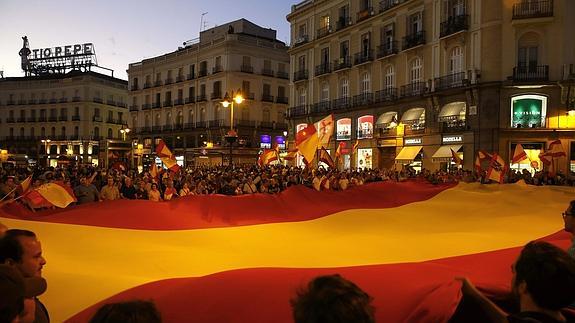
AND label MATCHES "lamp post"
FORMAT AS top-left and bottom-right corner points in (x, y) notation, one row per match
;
(120, 126), (131, 141)
(41, 139), (51, 167)
(221, 90), (244, 166)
